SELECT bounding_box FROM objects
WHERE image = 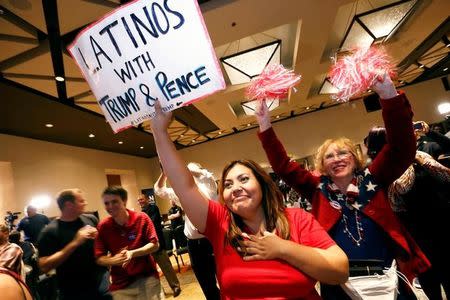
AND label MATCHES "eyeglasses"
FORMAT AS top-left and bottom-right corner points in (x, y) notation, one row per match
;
(324, 150), (351, 162)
